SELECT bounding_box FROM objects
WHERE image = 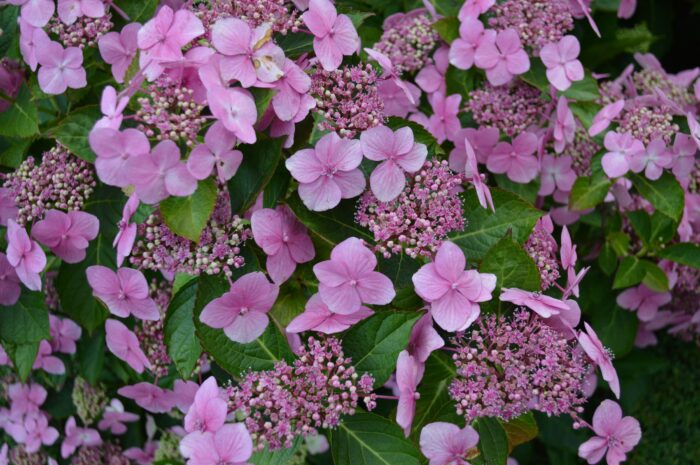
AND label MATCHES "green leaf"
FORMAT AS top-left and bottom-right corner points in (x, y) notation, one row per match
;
(433, 17), (460, 43)
(0, 84), (39, 138)
(502, 413), (538, 450)
(431, 0), (462, 17)
(445, 66), (481, 100)
(263, 162), (291, 208)
(569, 101), (602, 129)
(251, 437), (302, 465)
(251, 87), (275, 123)
(165, 279), (202, 378)
(598, 243), (617, 276)
(449, 188), (543, 260)
(386, 116), (444, 156)
(657, 243), (700, 269)
(569, 154), (611, 210)
(347, 12), (375, 29)
(228, 135), (284, 214)
(641, 260), (669, 292)
(160, 178), (218, 242)
(649, 211), (676, 245)
(0, 291), (49, 344)
(3, 342), (39, 382)
(0, 6), (19, 57)
(376, 252), (421, 294)
(627, 210), (651, 244)
(277, 32), (314, 58)
(563, 75), (600, 102)
(581, 23), (656, 69)
(76, 329), (105, 385)
(411, 351), (460, 439)
(51, 106), (101, 163)
(494, 174), (539, 204)
(56, 185), (122, 332)
(474, 417), (509, 465)
(287, 194), (373, 246)
(343, 311), (421, 386)
(613, 256), (646, 289)
(0, 137), (32, 168)
(630, 172), (684, 223)
(331, 412), (422, 465)
(193, 274), (294, 376)
(120, 0), (159, 22)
